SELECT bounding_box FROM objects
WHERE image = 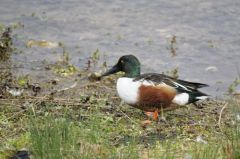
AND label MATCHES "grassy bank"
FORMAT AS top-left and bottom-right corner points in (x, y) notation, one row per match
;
(0, 82), (239, 158)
